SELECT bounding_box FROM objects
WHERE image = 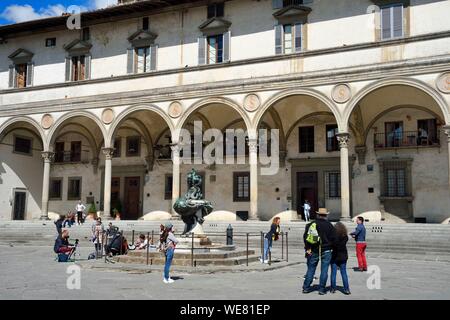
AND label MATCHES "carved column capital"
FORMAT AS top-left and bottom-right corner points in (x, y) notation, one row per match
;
(102, 147), (115, 160)
(247, 139), (258, 154)
(91, 157), (99, 174)
(336, 133), (350, 149)
(41, 151), (55, 162)
(444, 125), (450, 143)
(355, 145), (367, 165)
(170, 144), (180, 155)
